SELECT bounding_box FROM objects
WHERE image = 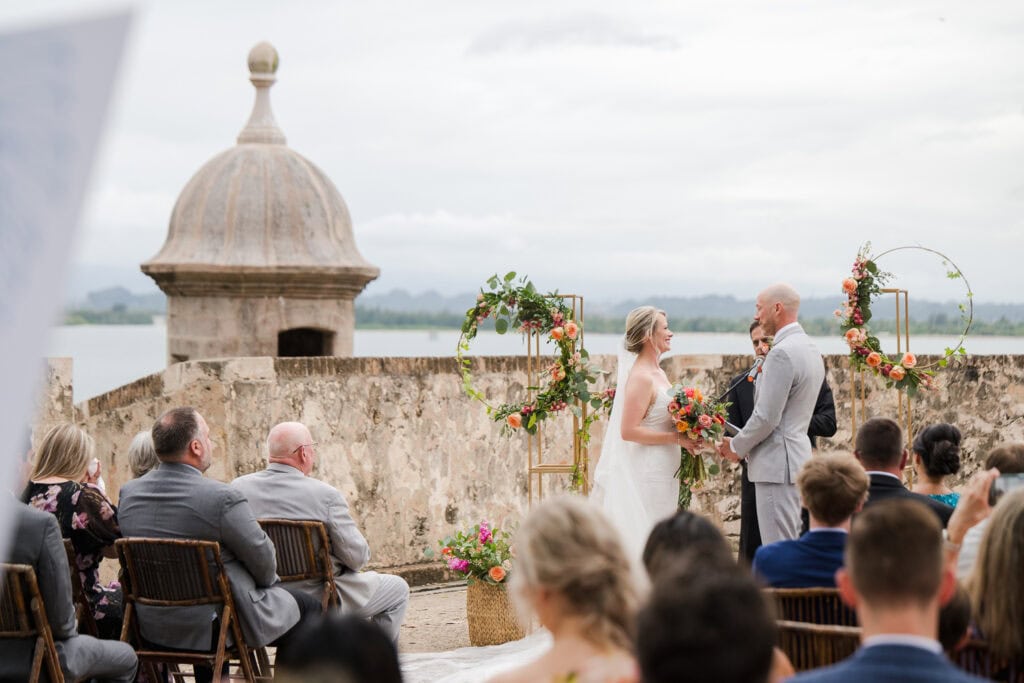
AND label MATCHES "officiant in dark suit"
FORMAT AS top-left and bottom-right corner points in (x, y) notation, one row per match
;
(727, 321), (837, 562)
